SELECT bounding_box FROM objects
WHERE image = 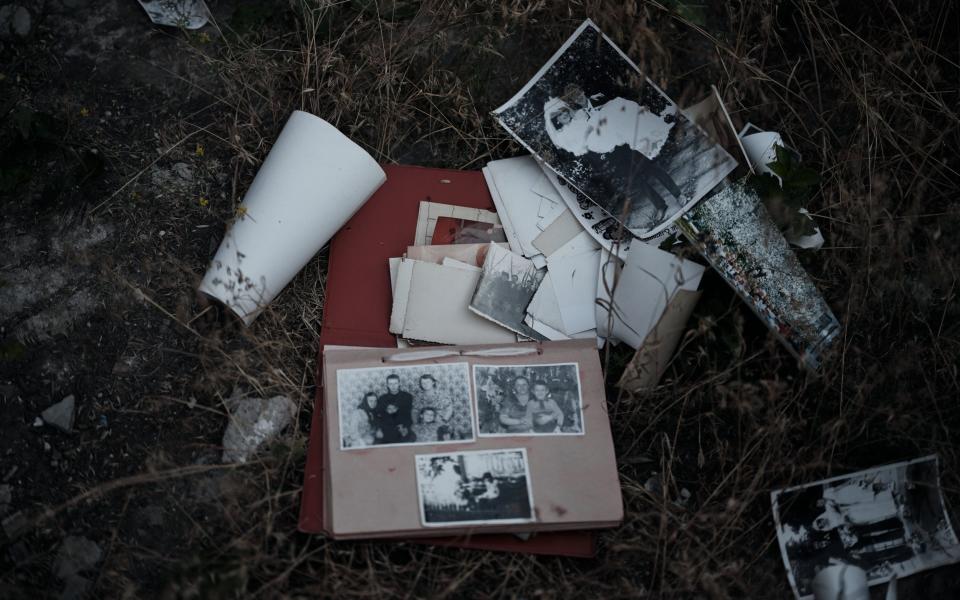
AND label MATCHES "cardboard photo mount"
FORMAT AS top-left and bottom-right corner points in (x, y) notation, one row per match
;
(298, 164), (600, 557)
(322, 339), (623, 540)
